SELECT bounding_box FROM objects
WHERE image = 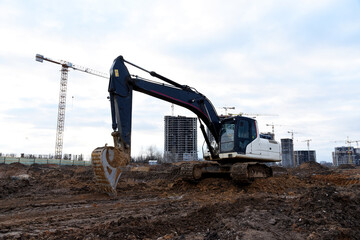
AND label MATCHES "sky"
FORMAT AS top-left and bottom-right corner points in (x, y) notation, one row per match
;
(0, 0), (359, 162)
